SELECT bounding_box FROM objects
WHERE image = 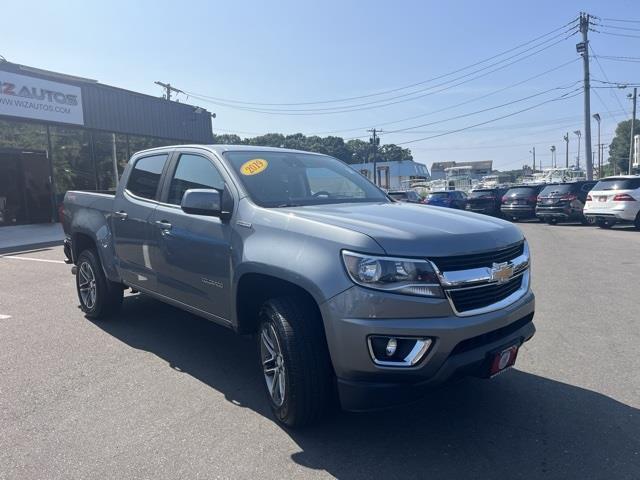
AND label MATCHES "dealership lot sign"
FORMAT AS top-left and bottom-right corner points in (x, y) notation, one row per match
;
(0, 71), (84, 125)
